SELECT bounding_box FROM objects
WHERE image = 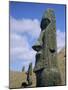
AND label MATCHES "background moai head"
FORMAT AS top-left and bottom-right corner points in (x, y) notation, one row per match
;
(22, 66), (25, 72)
(28, 63), (32, 75)
(27, 62), (32, 85)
